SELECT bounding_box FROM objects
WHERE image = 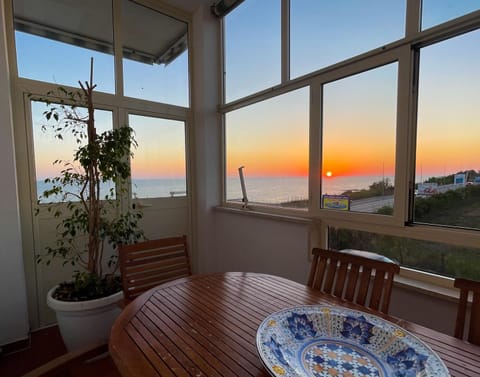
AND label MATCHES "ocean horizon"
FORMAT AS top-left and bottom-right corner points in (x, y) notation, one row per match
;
(226, 175), (394, 204)
(37, 175), (396, 203)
